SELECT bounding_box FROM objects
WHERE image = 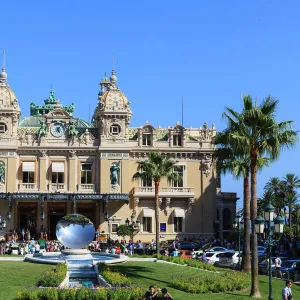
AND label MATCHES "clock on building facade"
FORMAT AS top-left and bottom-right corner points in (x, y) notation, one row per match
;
(50, 122), (66, 137)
